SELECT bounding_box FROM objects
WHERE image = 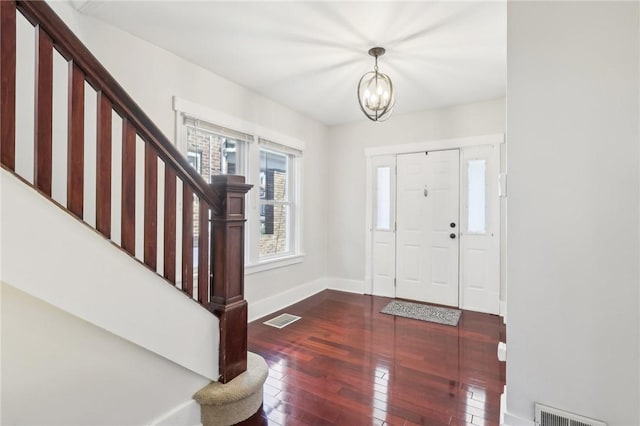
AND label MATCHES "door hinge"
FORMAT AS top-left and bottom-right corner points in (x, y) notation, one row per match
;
(394, 278), (397, 286)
